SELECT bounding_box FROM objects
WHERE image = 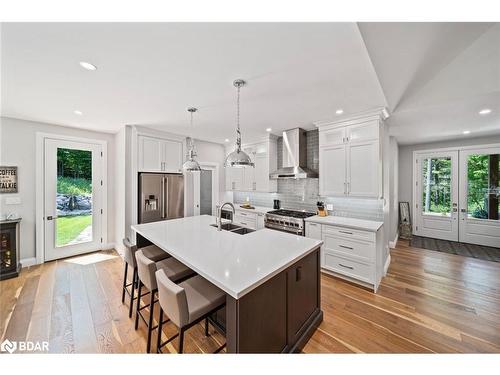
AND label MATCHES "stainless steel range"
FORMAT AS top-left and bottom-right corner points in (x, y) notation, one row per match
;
(264, 209), (315, 236)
